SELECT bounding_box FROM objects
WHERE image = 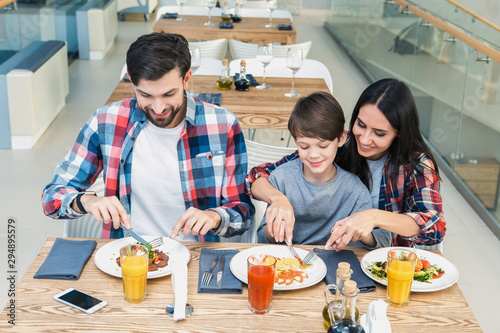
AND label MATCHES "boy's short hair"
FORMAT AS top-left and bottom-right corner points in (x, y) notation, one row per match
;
(126, 32), (191, 86)
(288, 91), (345, 141)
